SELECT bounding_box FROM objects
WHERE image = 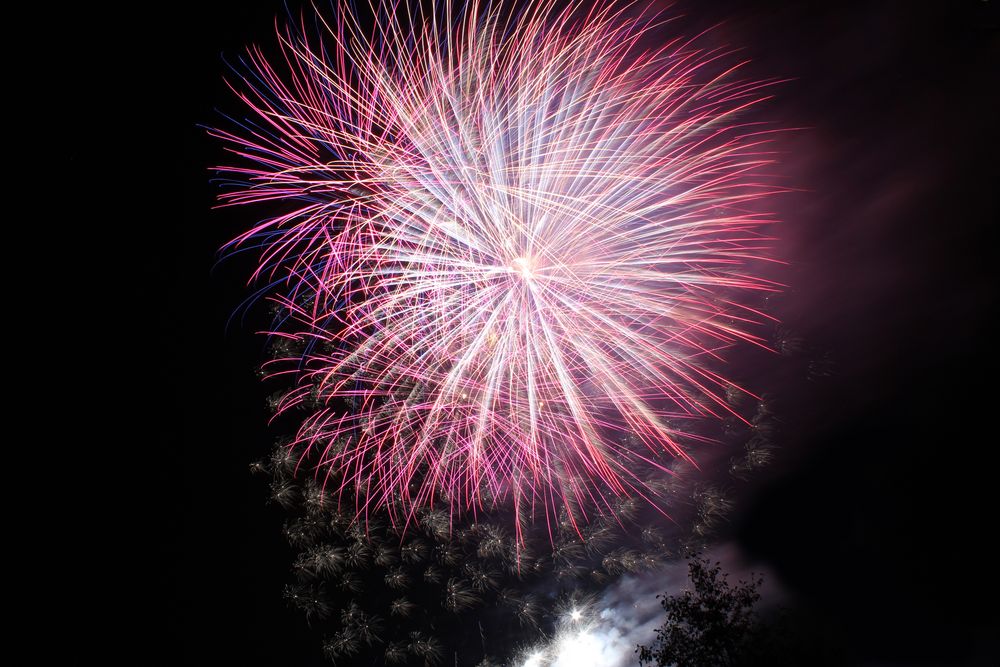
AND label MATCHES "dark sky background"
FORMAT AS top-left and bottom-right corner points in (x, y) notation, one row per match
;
(75, 0), (996, 664)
